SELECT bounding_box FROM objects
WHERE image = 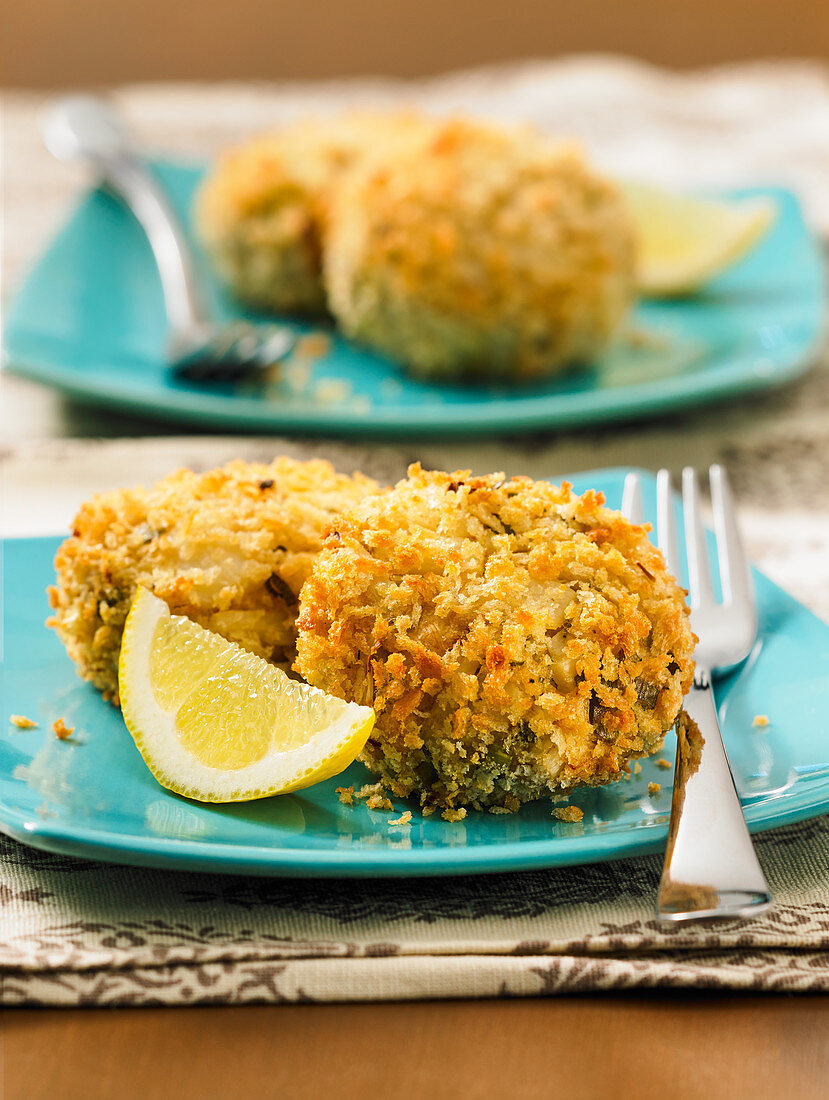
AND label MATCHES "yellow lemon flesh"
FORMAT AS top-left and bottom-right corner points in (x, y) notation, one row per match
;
(623, 183), (776, 297)
(118, 587), (374, 803)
